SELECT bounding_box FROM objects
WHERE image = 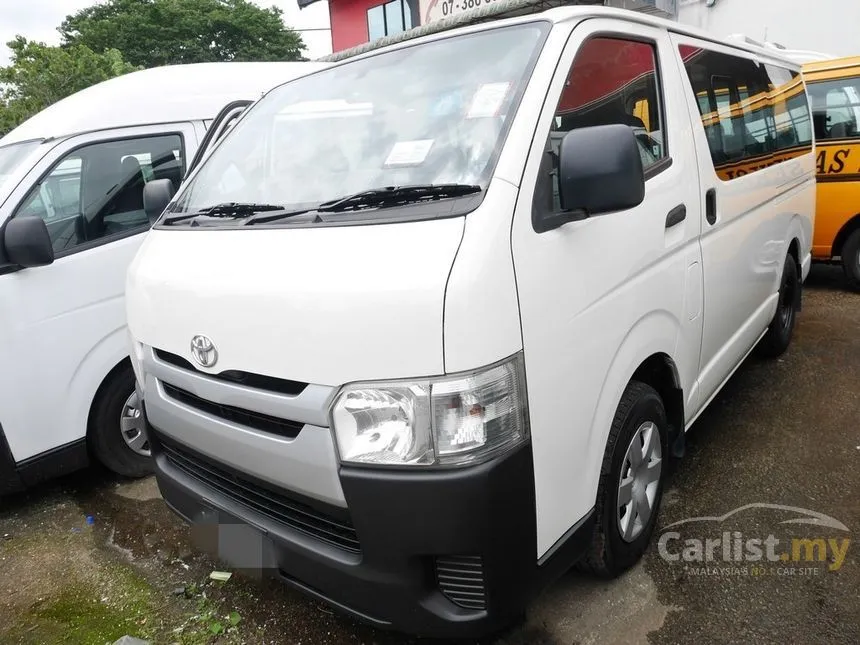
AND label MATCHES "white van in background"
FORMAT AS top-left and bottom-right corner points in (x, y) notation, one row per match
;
(0, 61), (326, 493)
(127, 7), (814, 638)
